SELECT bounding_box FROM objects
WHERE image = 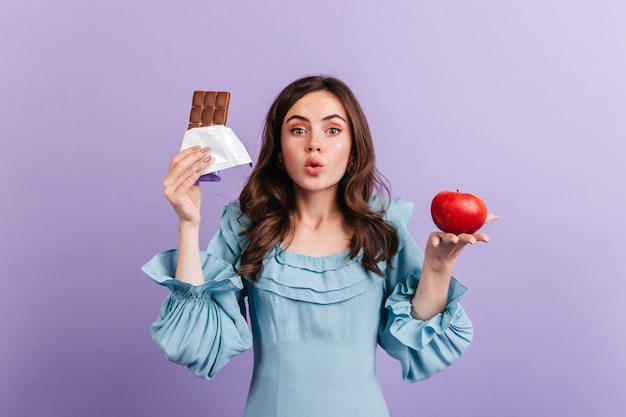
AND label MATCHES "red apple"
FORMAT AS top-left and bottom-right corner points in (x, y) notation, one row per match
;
(431, 190), (488, 234)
